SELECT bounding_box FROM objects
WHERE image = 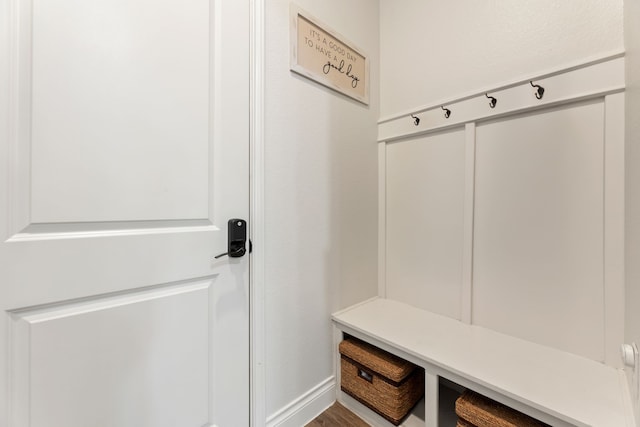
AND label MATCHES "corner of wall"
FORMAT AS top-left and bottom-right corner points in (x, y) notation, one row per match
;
(263, 0), (380, 421)
(625, 0), (640, 424)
